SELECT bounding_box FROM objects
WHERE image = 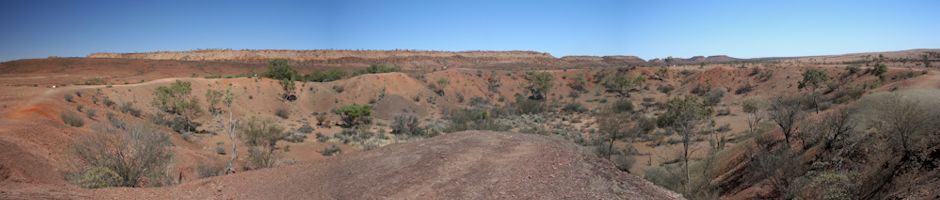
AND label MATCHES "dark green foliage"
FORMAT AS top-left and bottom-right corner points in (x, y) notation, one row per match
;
(149, 112), (198, 133)
(612, 99), (634, 113)
(305, 69), (347, 82)
(603, 73), (645, 96)
(263, 59), (298, 81)
(735, 84), (754, 95)
(657, 96), (711, 129)
(444, 108), (509, 133)
(64, 94), (74, 102)
(102, 97), (115, 107)
(871, 63), (888, 78)
(355, 64), (400, 75)
(799, 68), (829, 90)
(264, 59), (299, 98)
(526, 72), (554, 100)
(510, 96), (546, 114)
(151, 80), (200, 117)
(333, 104), (372, 127)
